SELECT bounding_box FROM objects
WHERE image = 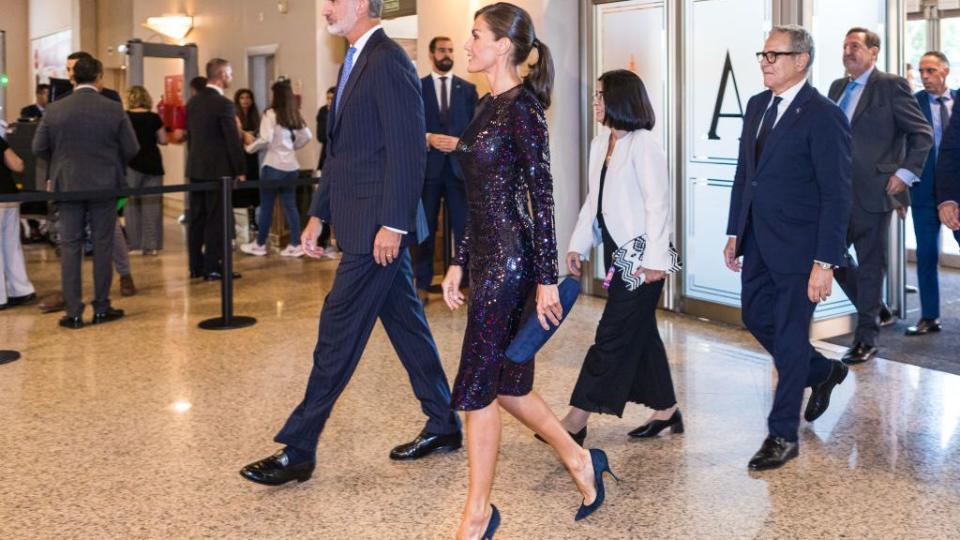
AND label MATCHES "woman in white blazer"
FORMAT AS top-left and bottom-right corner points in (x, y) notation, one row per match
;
(556, 70), (682, 445)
